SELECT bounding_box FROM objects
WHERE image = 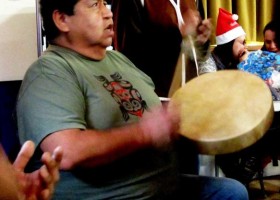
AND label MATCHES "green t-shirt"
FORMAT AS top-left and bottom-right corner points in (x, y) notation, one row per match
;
(17, 45), (179, 199)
